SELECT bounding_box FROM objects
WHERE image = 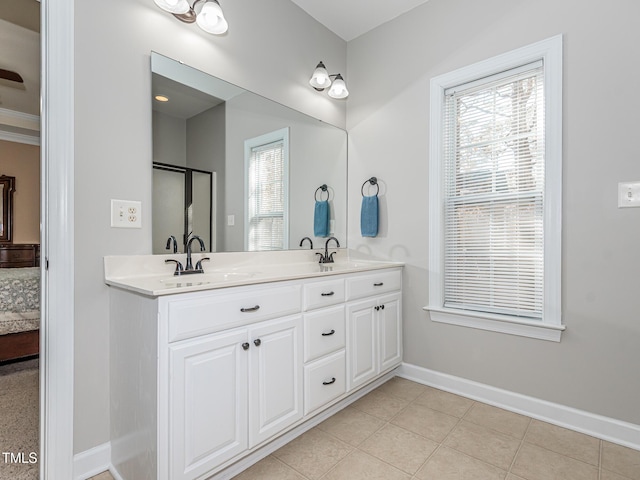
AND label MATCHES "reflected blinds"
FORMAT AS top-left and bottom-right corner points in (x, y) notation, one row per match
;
(443, 61), (545, 319)
(247, 139), (285, 251)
